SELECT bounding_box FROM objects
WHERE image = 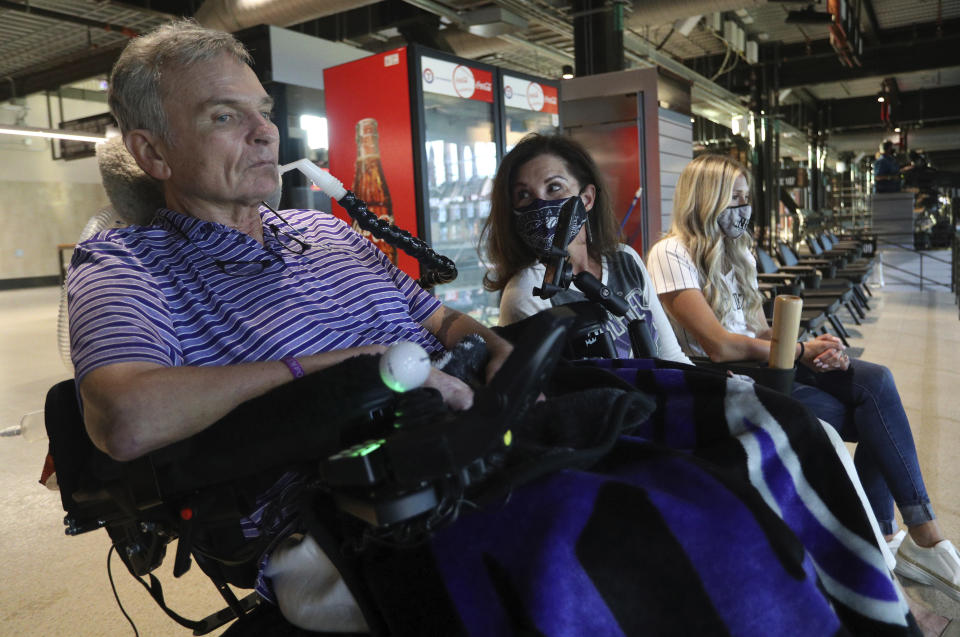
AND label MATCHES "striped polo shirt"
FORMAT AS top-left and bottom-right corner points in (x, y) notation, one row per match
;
(67, 206), (444, 382)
